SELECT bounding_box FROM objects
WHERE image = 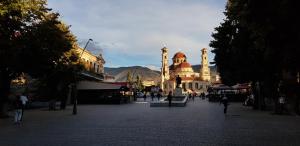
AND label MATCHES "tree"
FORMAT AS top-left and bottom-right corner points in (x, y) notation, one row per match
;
(210, 0), (300, 112)
(135, 75), (144, 91)
(126, 71), (133, 85)
(0, 0), (79, 116)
